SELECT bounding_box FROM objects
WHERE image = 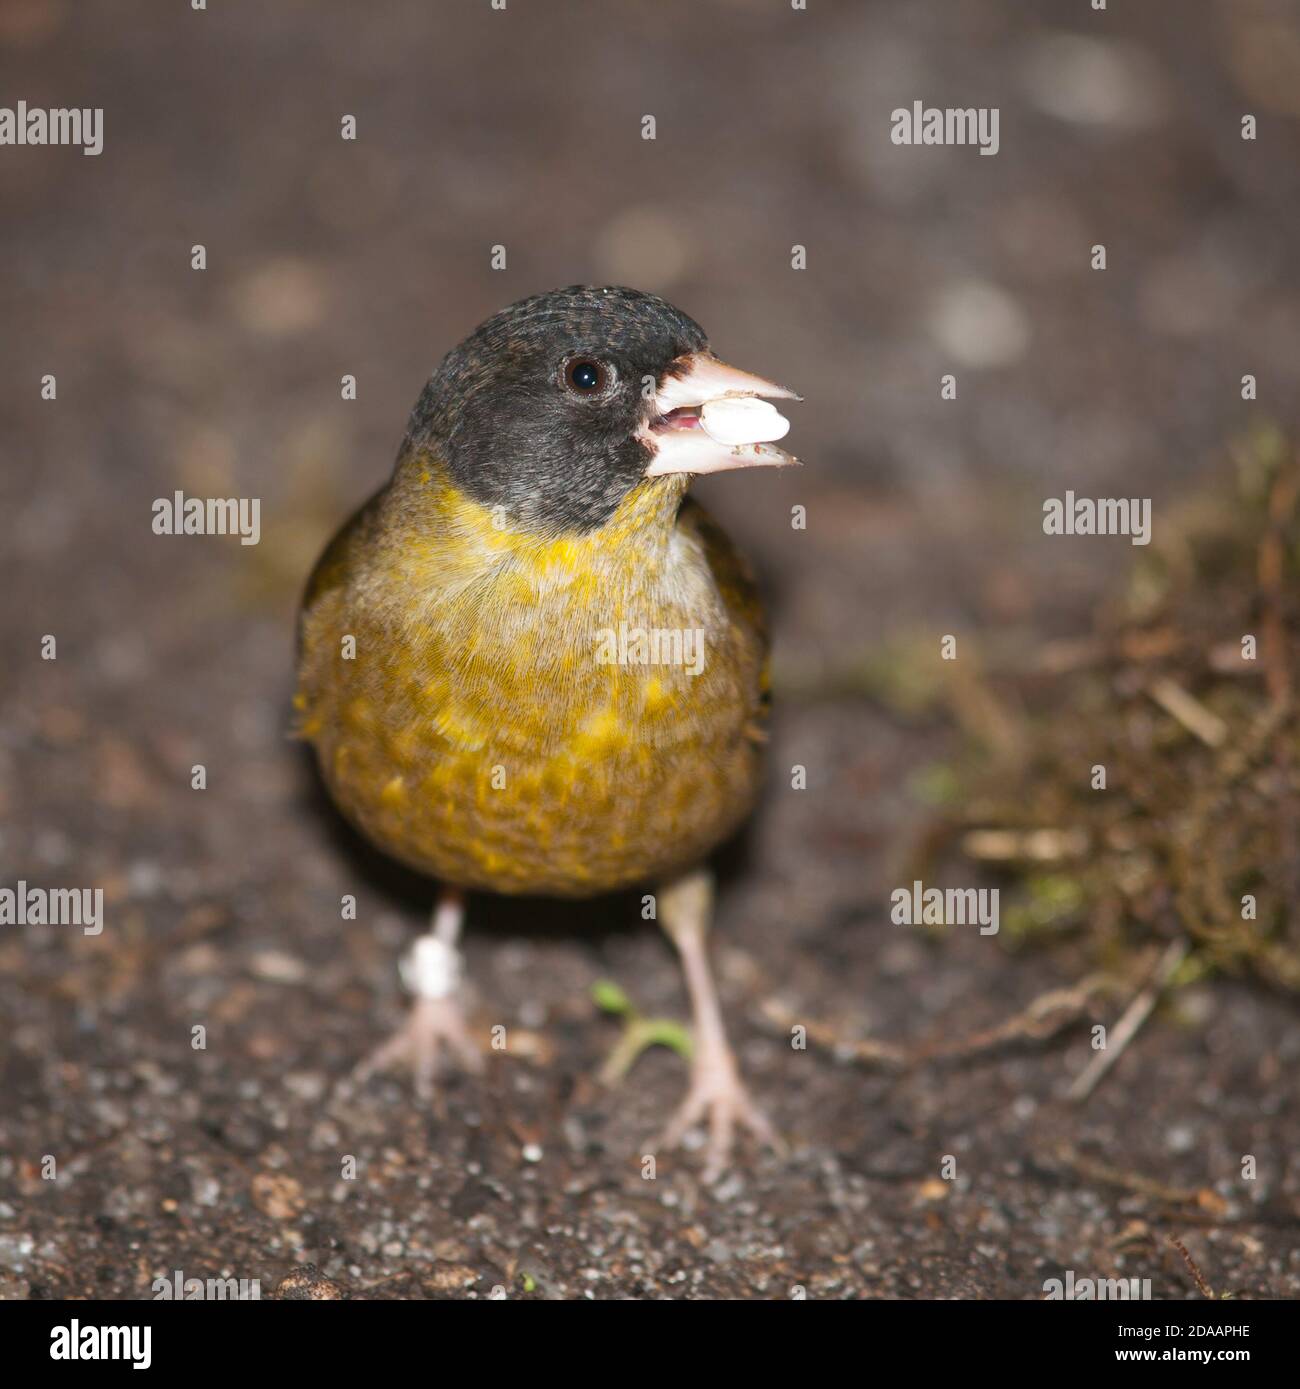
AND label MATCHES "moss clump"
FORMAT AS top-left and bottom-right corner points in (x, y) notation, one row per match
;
(926, 425), (1300, 992)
